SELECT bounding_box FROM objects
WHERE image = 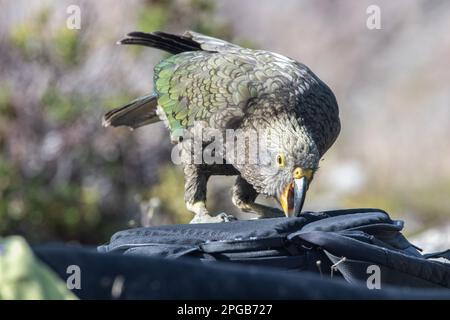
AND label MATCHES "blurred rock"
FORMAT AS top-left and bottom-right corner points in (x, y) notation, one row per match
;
(411, 224), (450, 253)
